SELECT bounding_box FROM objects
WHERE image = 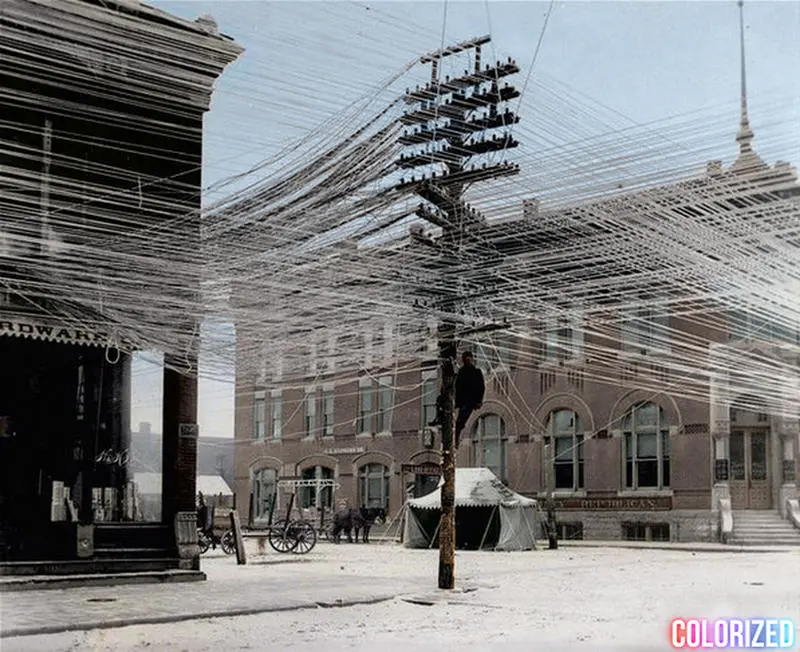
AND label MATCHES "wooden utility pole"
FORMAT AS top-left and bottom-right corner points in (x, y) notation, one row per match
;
(397, 36), (521, 589)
